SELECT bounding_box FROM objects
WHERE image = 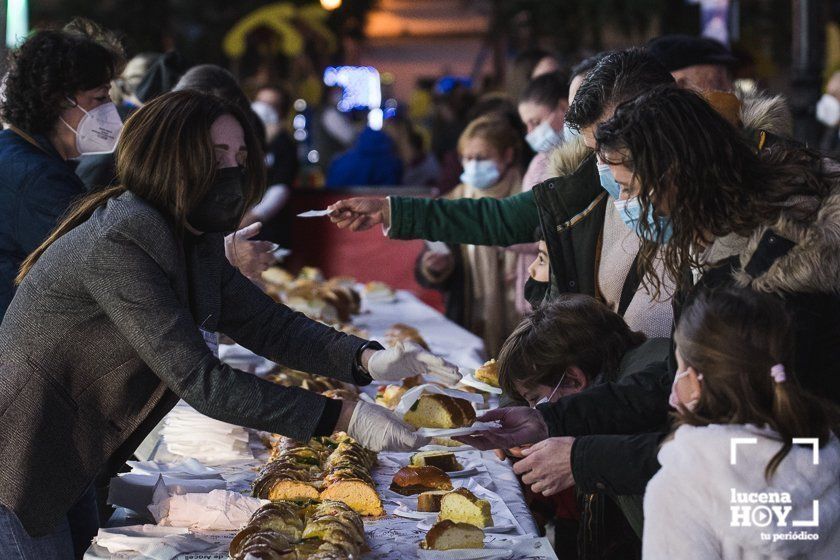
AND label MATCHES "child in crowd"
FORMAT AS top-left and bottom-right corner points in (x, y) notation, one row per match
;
(497, 294), (669, 559)
(644, 287), (840, 559)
